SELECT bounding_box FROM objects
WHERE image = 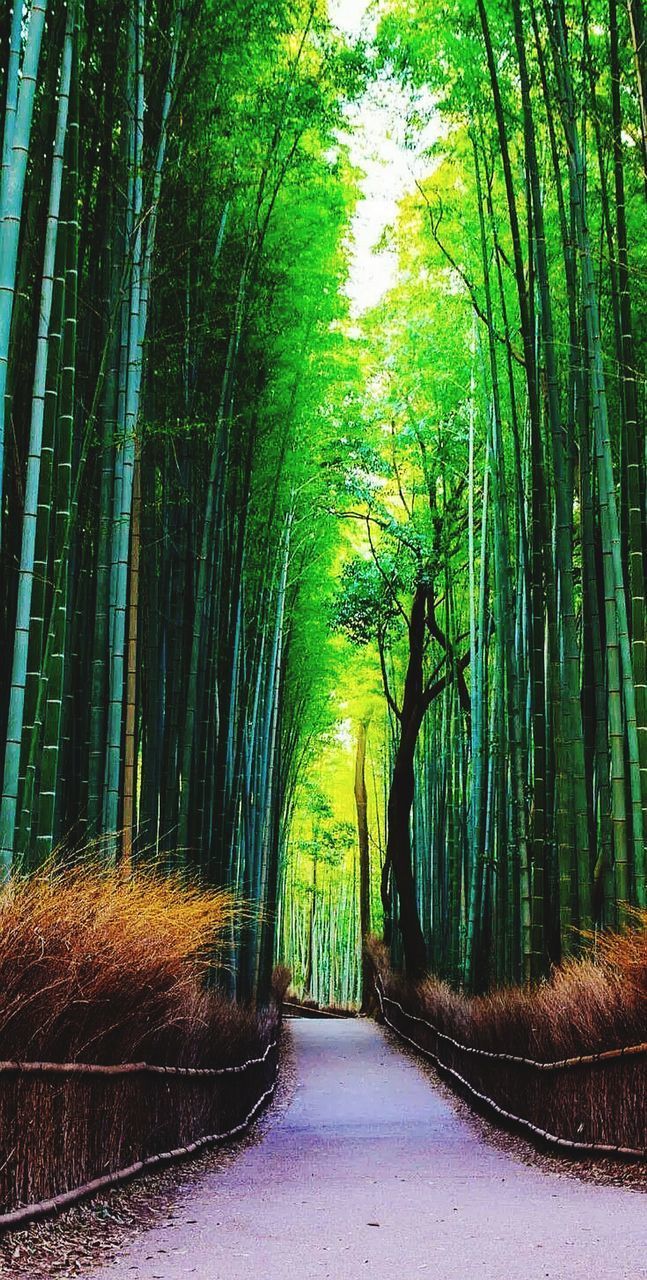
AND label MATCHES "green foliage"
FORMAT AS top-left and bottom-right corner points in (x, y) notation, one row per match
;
(333, 557), (402, 646)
